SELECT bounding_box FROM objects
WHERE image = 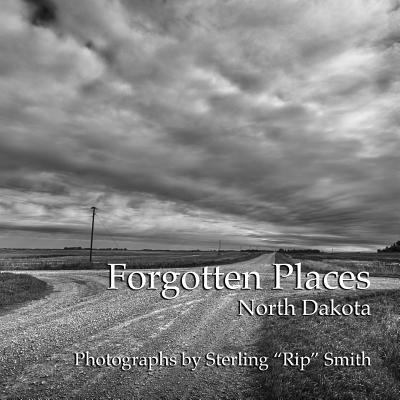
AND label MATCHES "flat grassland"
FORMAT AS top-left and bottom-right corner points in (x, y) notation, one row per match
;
(255, 289), (400, 399)
(0, 272), (49, 307)
(0, 248), (265, 270)
(253, 252), (400, 399)
(282, 251), (400, 277)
